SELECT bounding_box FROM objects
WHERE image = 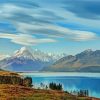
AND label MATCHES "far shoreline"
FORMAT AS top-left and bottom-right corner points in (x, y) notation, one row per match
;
(18, 72), (100, 78)
(17, 71), (100, 73)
